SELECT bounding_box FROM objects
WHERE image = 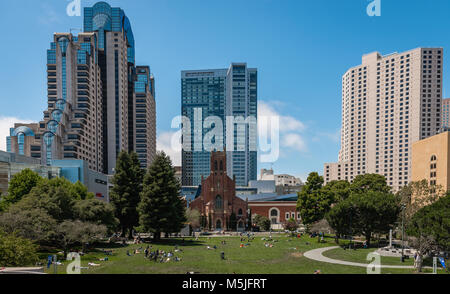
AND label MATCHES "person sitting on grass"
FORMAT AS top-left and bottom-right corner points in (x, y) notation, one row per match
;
(126, 250), (132, 257)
